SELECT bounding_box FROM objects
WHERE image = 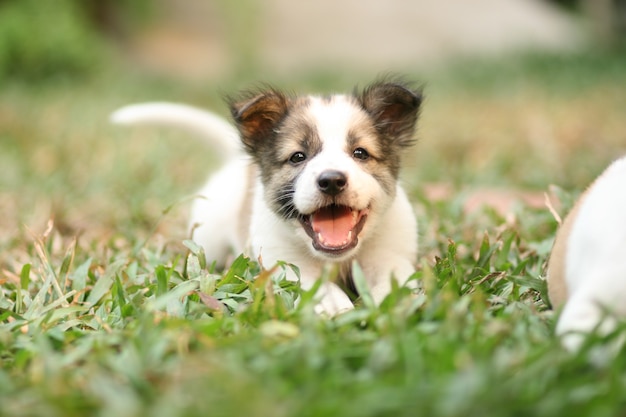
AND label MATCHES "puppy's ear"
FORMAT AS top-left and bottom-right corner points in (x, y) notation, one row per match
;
(358, 81), (422, 147)
(229, 89), (290, 153)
